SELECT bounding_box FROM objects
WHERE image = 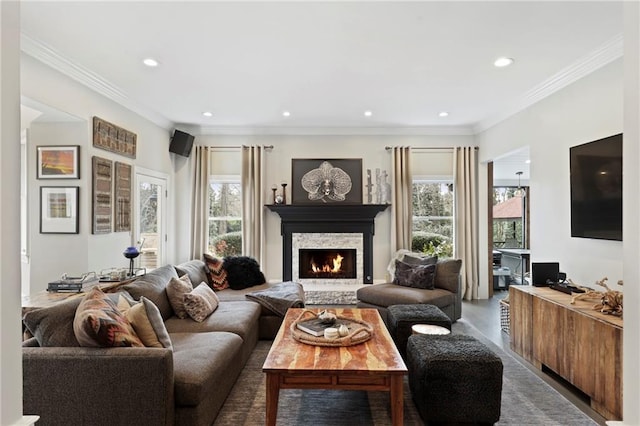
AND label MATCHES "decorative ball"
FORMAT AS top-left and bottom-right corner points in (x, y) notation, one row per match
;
(275, 194), (284, 204)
